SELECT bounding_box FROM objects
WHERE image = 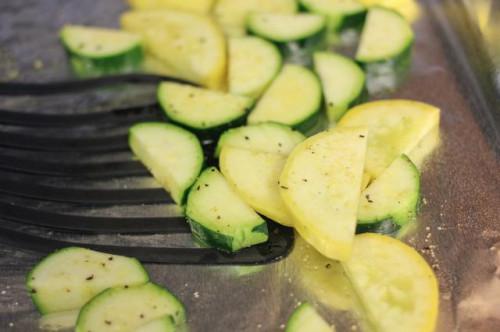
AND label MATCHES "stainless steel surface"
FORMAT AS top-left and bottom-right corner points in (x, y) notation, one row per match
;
(0, 0), (499, 331)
